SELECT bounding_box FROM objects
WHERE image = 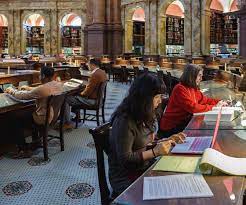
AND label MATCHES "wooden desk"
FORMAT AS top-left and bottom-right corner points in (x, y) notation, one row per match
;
(114, 128), (246, 205)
